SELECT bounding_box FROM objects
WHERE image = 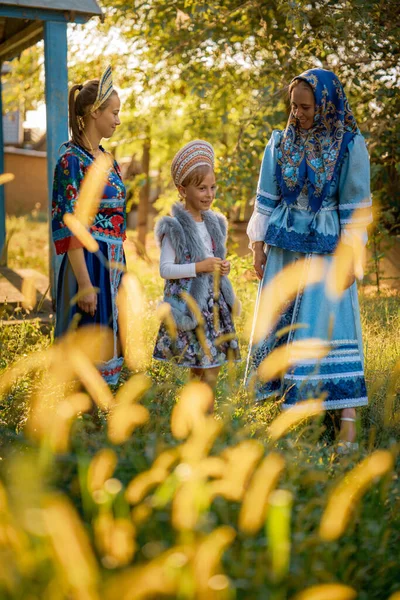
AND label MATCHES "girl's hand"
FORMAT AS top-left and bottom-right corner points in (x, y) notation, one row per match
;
(253, 246), (267, 280)
(221, 260), (230, 276)
(77, 285), (98, 316)
(196, 257), (222, 274)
